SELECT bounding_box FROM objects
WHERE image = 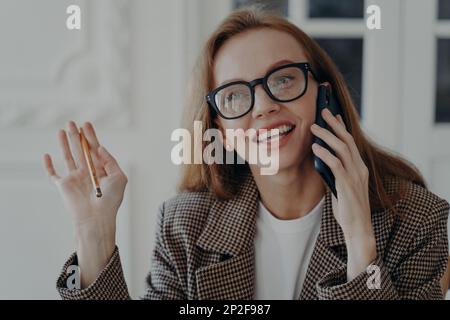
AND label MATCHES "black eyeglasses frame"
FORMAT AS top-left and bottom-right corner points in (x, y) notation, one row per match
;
(206, 62), (318, 120)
